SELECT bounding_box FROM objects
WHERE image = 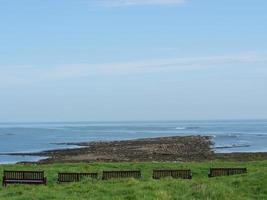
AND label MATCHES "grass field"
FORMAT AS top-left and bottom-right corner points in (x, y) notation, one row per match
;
(0, 161), (266, 200)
